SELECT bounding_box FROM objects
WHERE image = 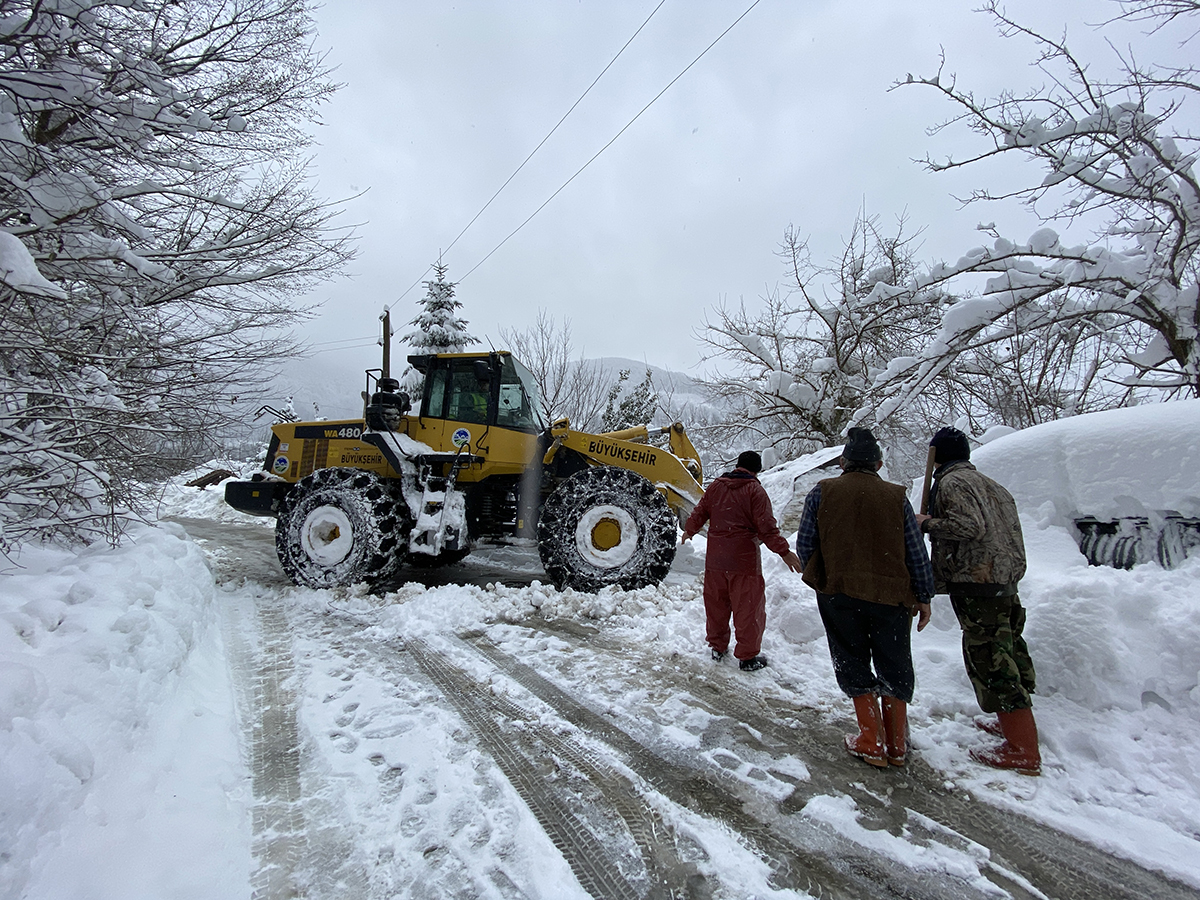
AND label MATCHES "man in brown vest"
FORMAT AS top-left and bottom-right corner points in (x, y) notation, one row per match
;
(795, 427), (934, 767)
